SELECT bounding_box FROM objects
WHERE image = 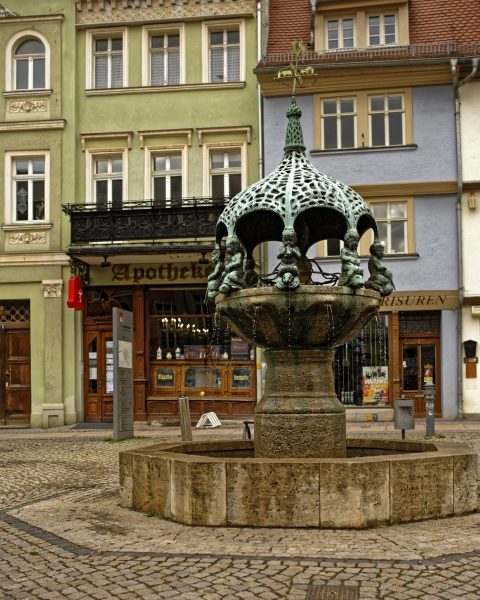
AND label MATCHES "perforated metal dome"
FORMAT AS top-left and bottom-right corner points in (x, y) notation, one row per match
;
(216, 99), (377, 255)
